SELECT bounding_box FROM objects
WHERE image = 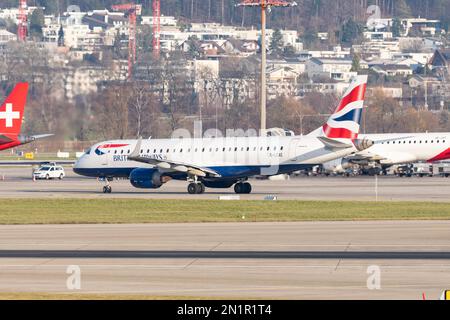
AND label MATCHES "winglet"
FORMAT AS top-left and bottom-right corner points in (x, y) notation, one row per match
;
(129, 137), (142, 160)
